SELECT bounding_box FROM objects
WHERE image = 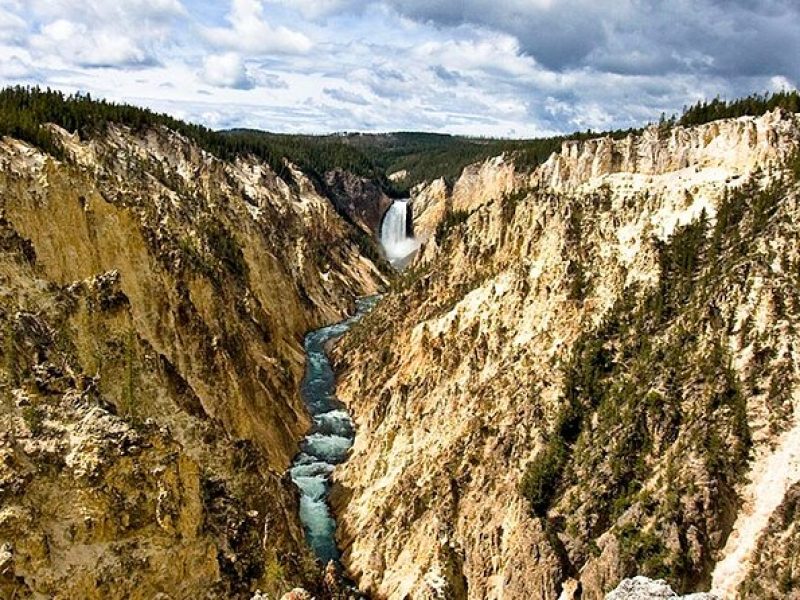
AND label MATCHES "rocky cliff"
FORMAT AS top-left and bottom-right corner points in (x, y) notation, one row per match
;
(409, 155), (518, 242)
(332, 109), (800, 599)
(410, 178), (449, 242)
(0, 123), (384, 598)
(323, 169), (395, 237)
(606, 576), (716, 599)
